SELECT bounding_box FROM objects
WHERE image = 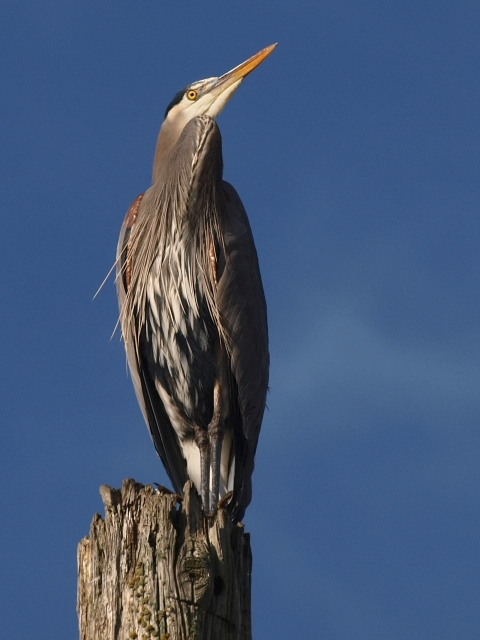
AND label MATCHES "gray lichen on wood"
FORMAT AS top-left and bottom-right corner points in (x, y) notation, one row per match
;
(77, 479), (252, 640)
